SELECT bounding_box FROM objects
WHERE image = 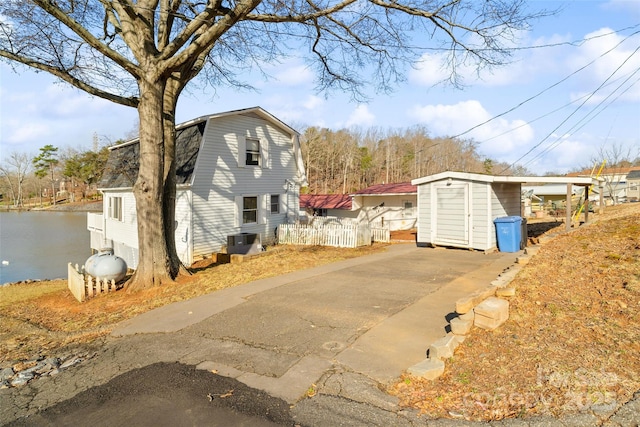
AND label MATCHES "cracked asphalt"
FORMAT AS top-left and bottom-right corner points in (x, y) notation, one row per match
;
(2, 243), (638, 426)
